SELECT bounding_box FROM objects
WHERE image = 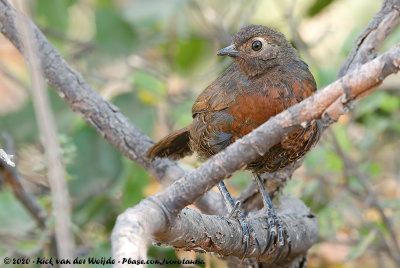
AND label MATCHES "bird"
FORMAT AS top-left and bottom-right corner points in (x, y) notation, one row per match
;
(147, 24), (321, 259)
